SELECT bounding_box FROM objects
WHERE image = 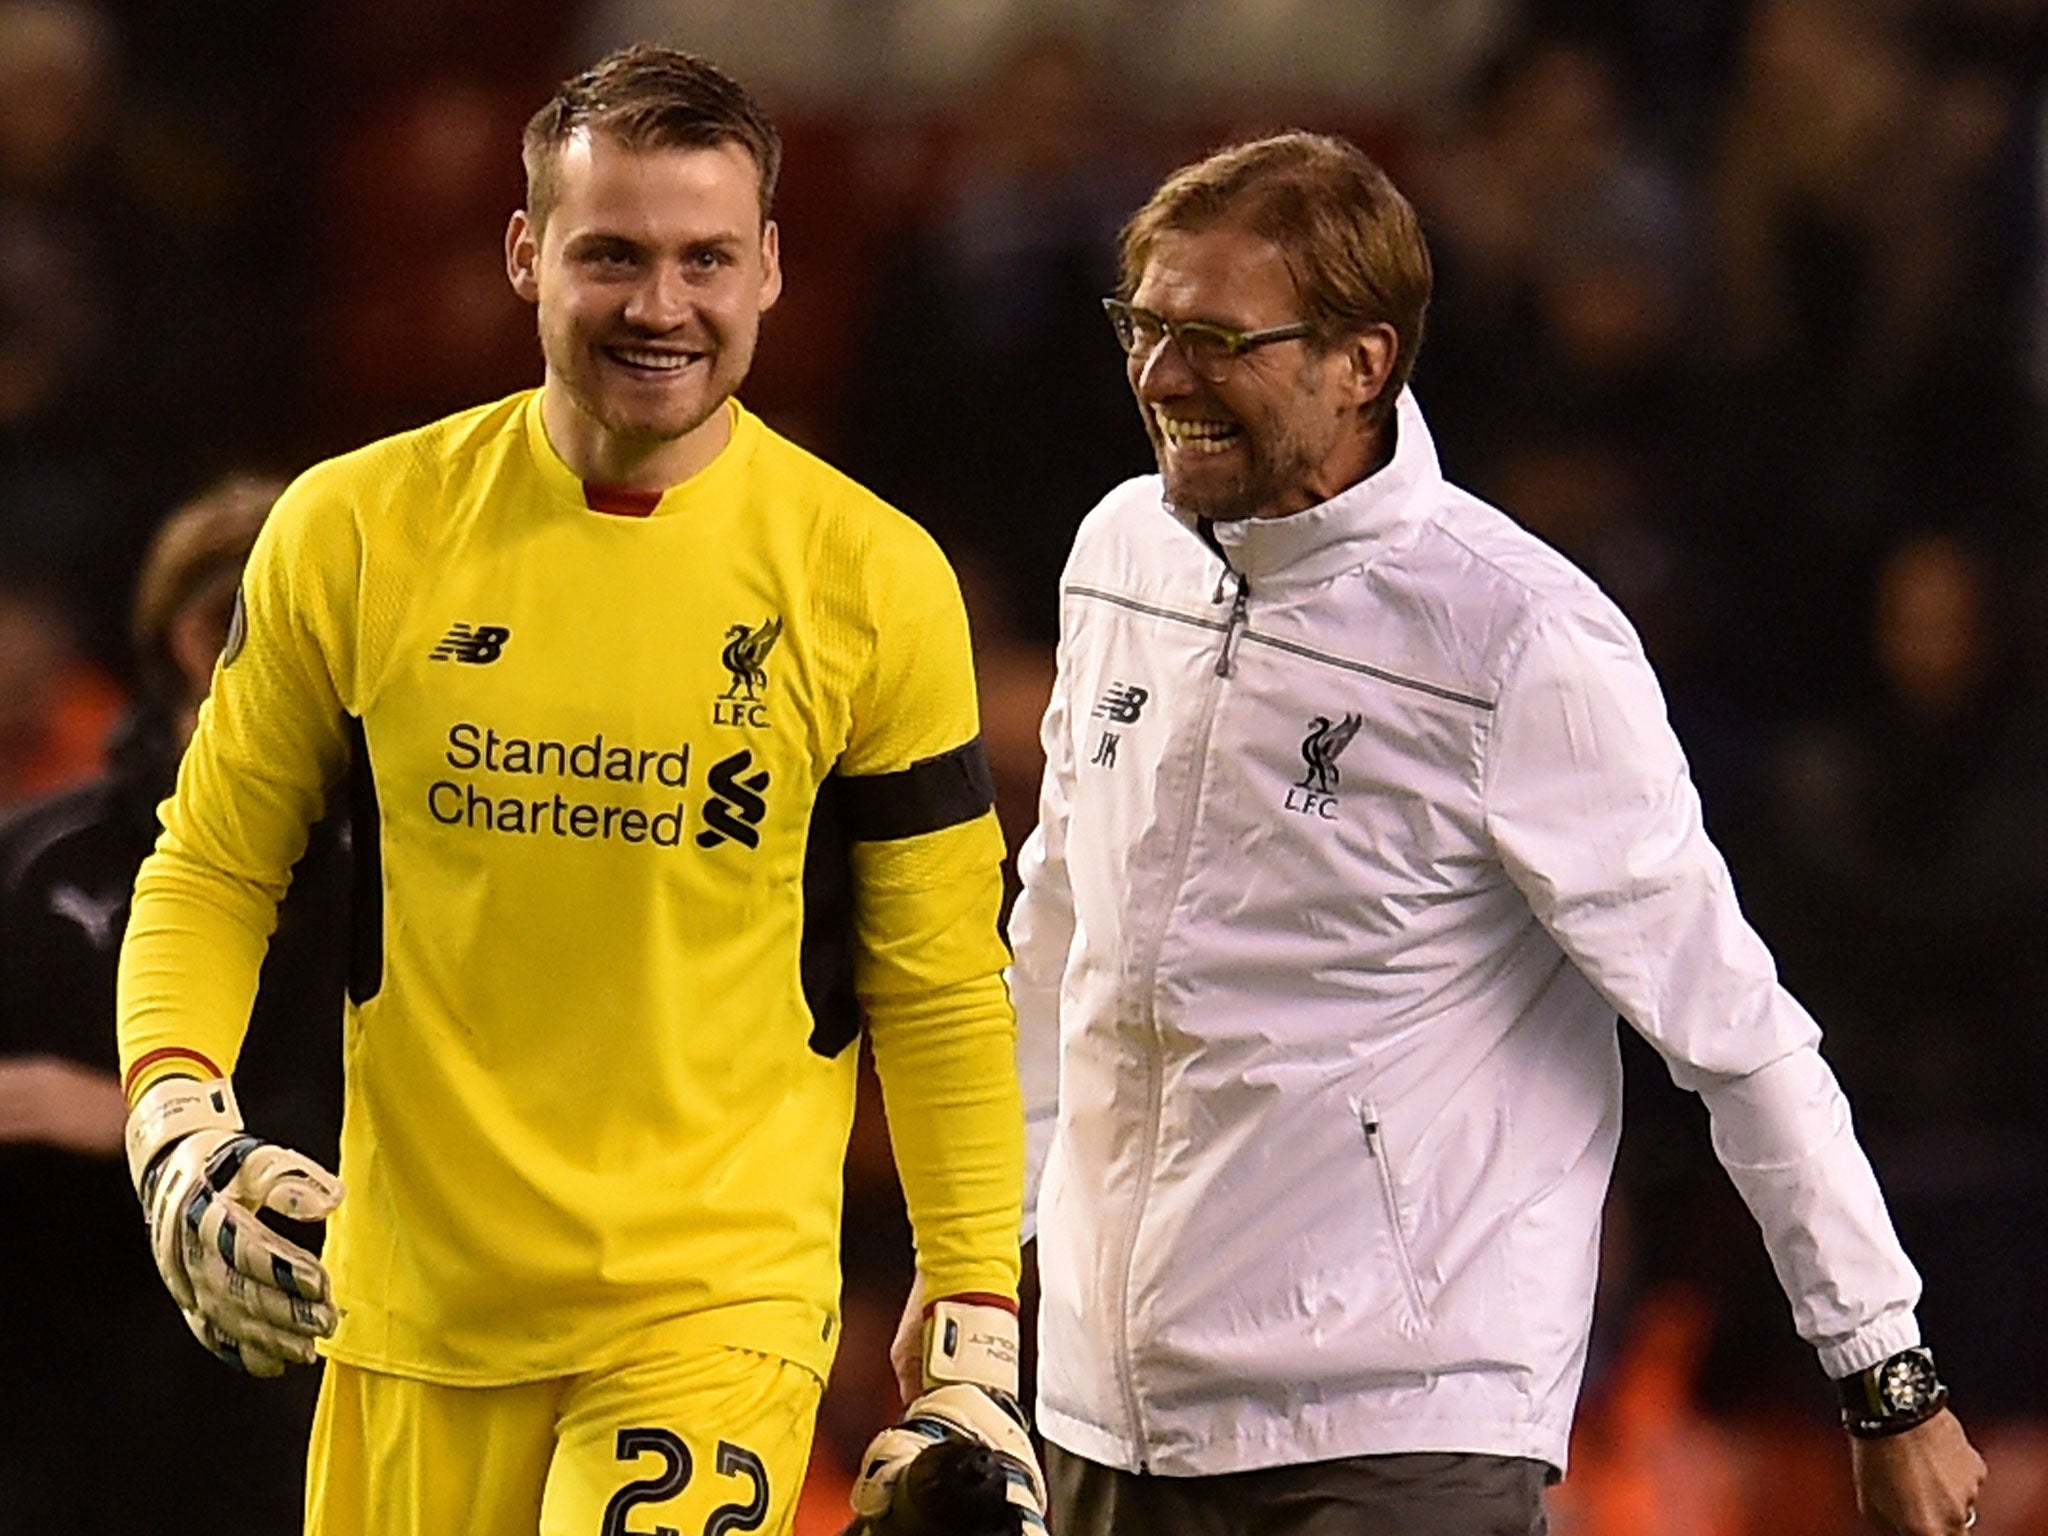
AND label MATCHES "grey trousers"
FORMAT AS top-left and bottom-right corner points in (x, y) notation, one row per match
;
(1044, 1443), (1552, 1536)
